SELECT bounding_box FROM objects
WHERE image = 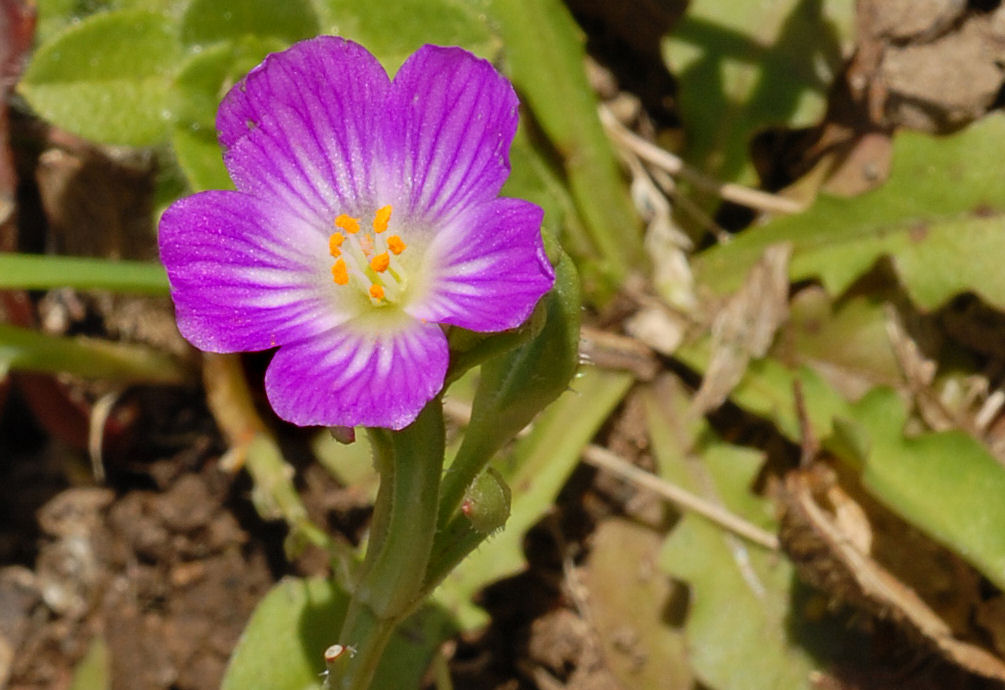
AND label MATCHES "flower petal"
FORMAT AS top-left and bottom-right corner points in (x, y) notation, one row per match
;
(409, 198), (554, 331)
(264, 317), (448, 429)
(218, 36), (391, 224)
(159, 190), (359, 353)
(384, 45), (519, 224)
